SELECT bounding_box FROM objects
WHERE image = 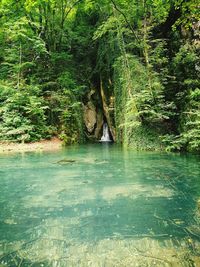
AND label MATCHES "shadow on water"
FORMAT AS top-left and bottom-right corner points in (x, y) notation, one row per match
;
(0, 144), (200, 266)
